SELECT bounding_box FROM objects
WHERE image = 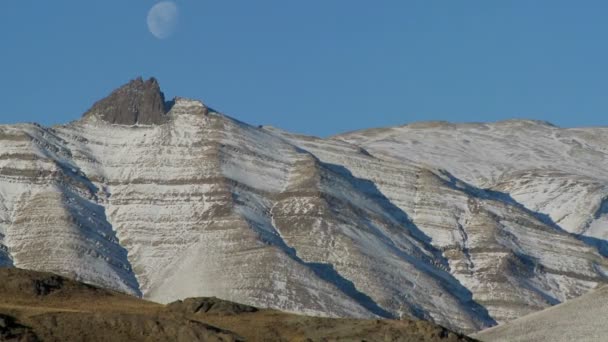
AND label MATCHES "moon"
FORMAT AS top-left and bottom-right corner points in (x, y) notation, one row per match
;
(147, 2), (179, 39)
